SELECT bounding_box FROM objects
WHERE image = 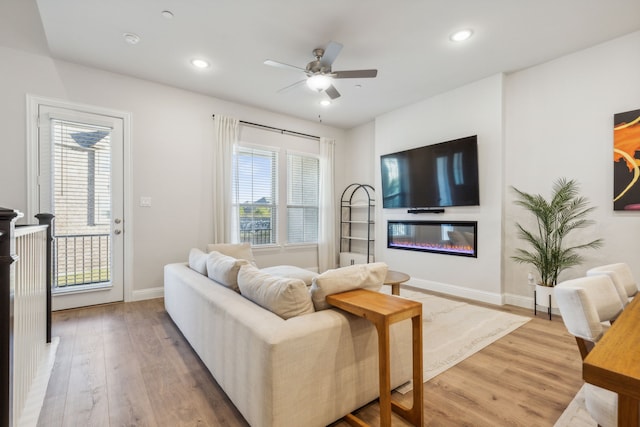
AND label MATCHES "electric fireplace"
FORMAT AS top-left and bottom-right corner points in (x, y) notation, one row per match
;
(387, 220), (477, 257)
